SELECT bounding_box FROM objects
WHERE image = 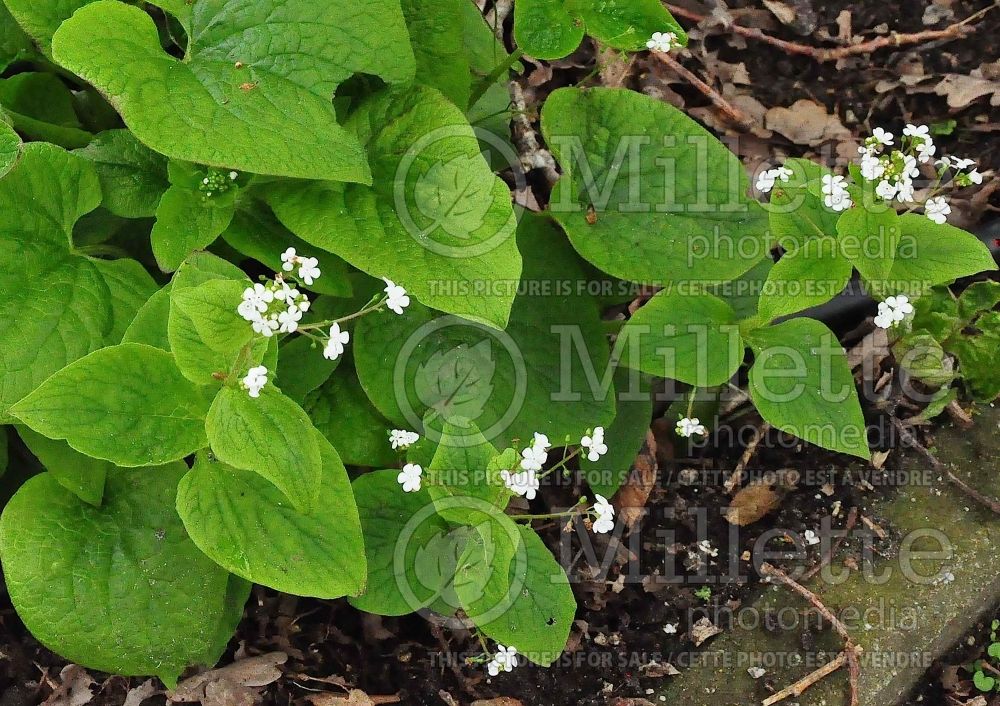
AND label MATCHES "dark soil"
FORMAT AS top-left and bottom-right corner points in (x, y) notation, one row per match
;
(2, 1), (999, 705)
